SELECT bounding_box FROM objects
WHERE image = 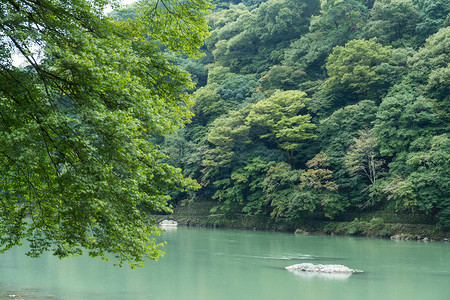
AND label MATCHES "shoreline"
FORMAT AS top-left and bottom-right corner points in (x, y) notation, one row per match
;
(157, 201), (450, 242)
